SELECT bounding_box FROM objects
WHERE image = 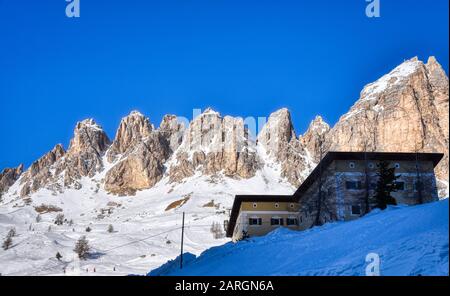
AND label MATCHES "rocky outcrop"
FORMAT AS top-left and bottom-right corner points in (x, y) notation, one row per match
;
(19, 119), (110, 195)
(4, 56), (448, 198)
(159, 114), (185, 154)
(299, 115), (330, 162)
(20, 144), (65, 197)
(56, 119), (110, 188)
(107, 111), (153, 162)
(104, 112), (170, 195)
(0, 164), (23, 194)
(323, 57), (449, 196)
(169, 109), (259, 182)
(257, 109), (317, 187)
